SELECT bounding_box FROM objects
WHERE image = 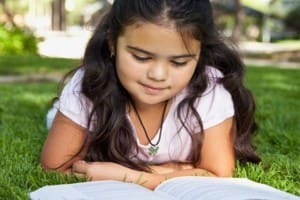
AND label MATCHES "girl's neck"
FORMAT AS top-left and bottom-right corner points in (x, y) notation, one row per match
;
(139, 103), (164, 113)
(129, 100), (170, 114)
(129, 99), (170, 147)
